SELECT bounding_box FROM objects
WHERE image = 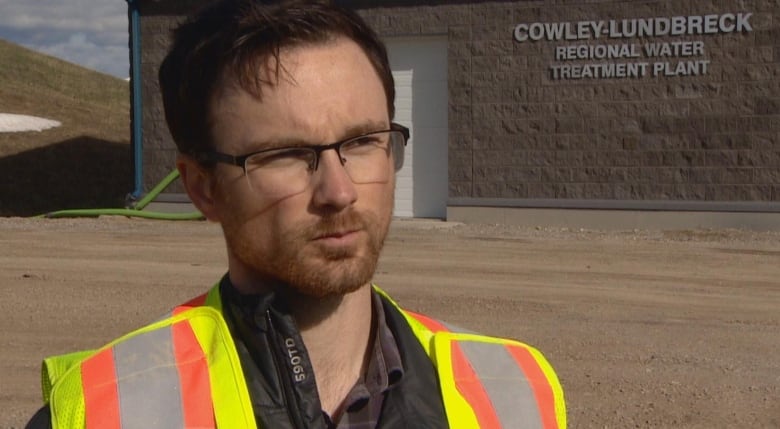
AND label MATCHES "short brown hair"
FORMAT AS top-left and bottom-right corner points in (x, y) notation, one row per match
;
(159, 0), (395, 157)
